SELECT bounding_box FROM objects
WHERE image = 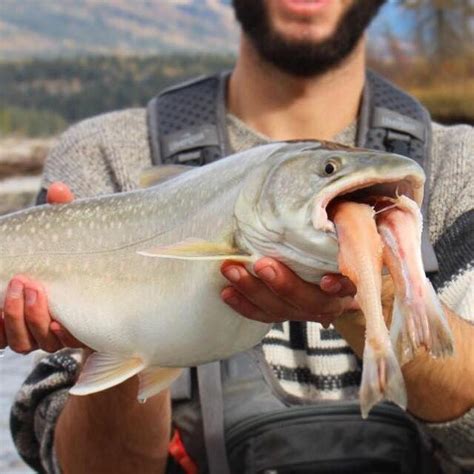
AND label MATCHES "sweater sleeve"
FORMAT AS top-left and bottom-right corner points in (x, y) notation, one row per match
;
(420, 123), (474, 467)
(41, 108), (149, 199)
(10, 350), (83, 474)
